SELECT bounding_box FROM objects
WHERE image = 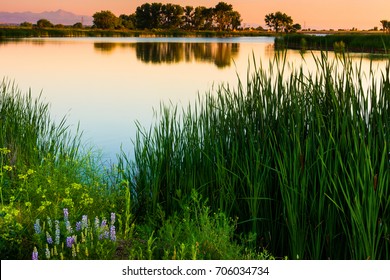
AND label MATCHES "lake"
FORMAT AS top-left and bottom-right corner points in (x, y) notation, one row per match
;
(0, 37), (388, 163)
